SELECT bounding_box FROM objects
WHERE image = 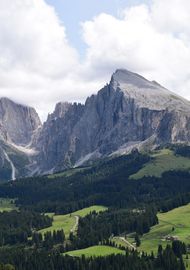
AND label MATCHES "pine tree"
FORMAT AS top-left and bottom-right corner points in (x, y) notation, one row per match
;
(135, 233), (141, 247)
